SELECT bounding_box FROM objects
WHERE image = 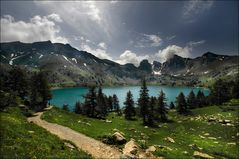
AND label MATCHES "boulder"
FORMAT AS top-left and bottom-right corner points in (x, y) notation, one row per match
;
(106, 119), (112, 123)
(164, 137), (175, 143)
(193, 151), (214, 159)
(146, 146), (156, 152)
(208, 137), (217, 140)
(204, 133), (210, 136)
(123, 139), (139, 158)
(112, 132), (126, 144)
